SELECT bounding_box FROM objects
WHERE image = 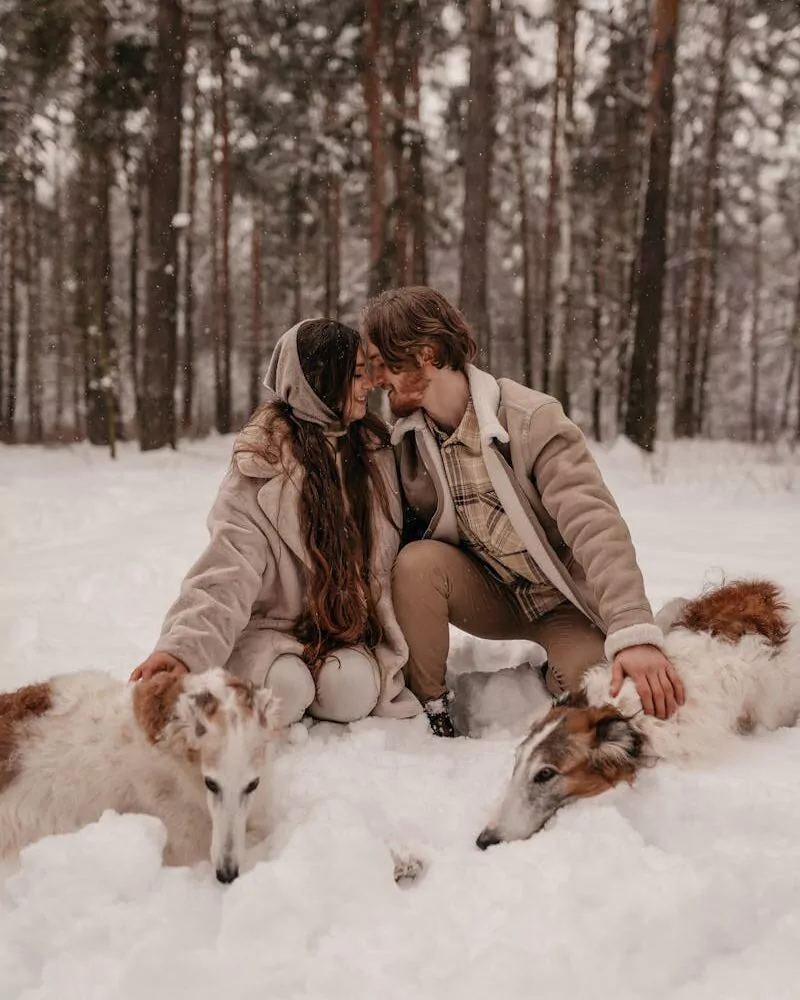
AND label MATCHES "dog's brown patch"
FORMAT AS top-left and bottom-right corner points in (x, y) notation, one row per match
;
(676, 580), (790, 648)
(536, 704), (642, 799)
(132, 671), (185, 744)
(0, 682), (52, 793)
(225, 676), (255, 714)
(192, 690), (219, 717)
